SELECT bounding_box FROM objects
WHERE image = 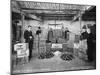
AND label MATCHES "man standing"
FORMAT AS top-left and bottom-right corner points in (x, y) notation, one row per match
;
(86, 28), (95, 62)
(36, 27), (41, 53)
(24, 25), (34, 61)
(80, 25), (95, 62)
